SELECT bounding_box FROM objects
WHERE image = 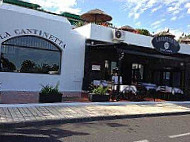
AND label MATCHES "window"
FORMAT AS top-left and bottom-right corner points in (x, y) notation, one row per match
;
(0, 36), (61, 74)
(111, 62), (117, 74)
(163, 72), (170, 80)
(132, 63), (144, 83)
